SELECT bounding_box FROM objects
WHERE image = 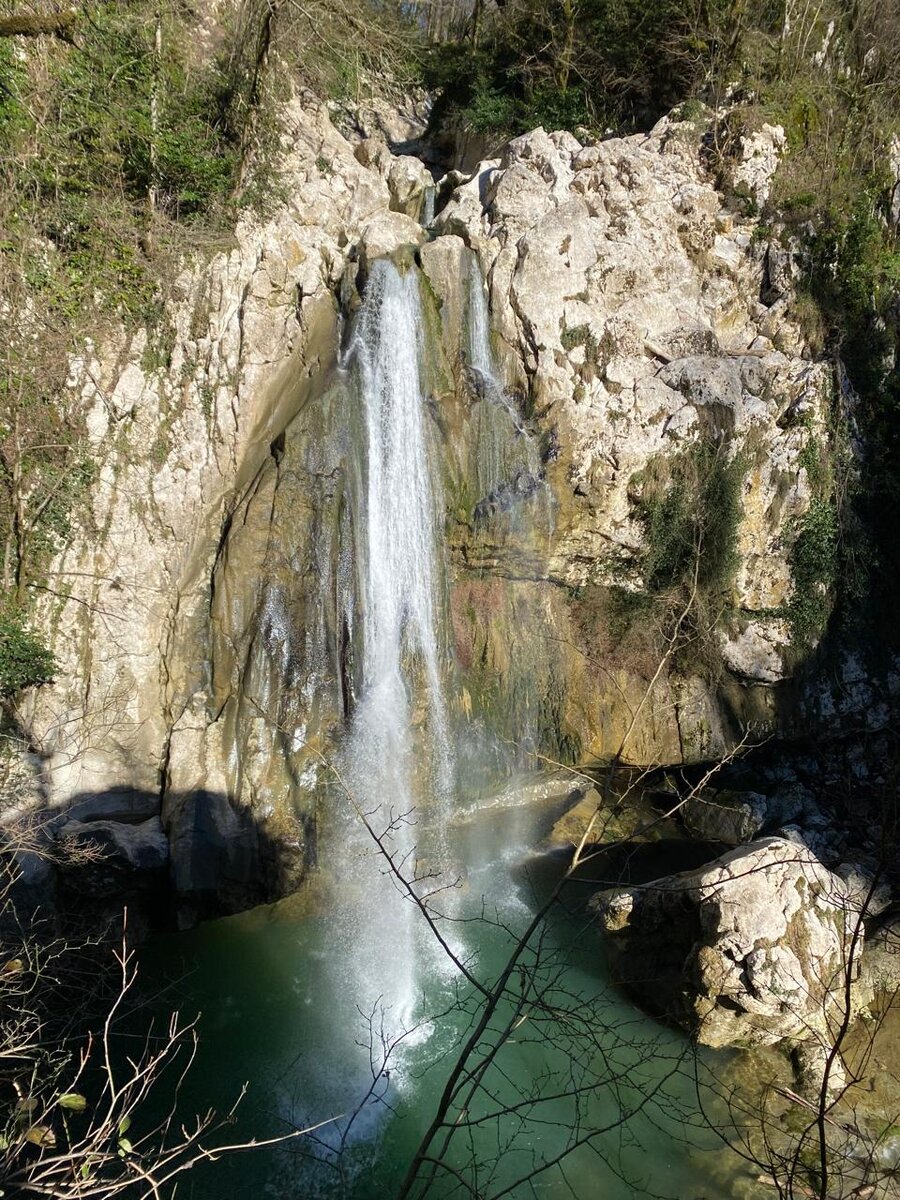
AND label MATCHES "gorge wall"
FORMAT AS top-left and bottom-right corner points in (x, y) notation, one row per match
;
(18, 91), (897, 922)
